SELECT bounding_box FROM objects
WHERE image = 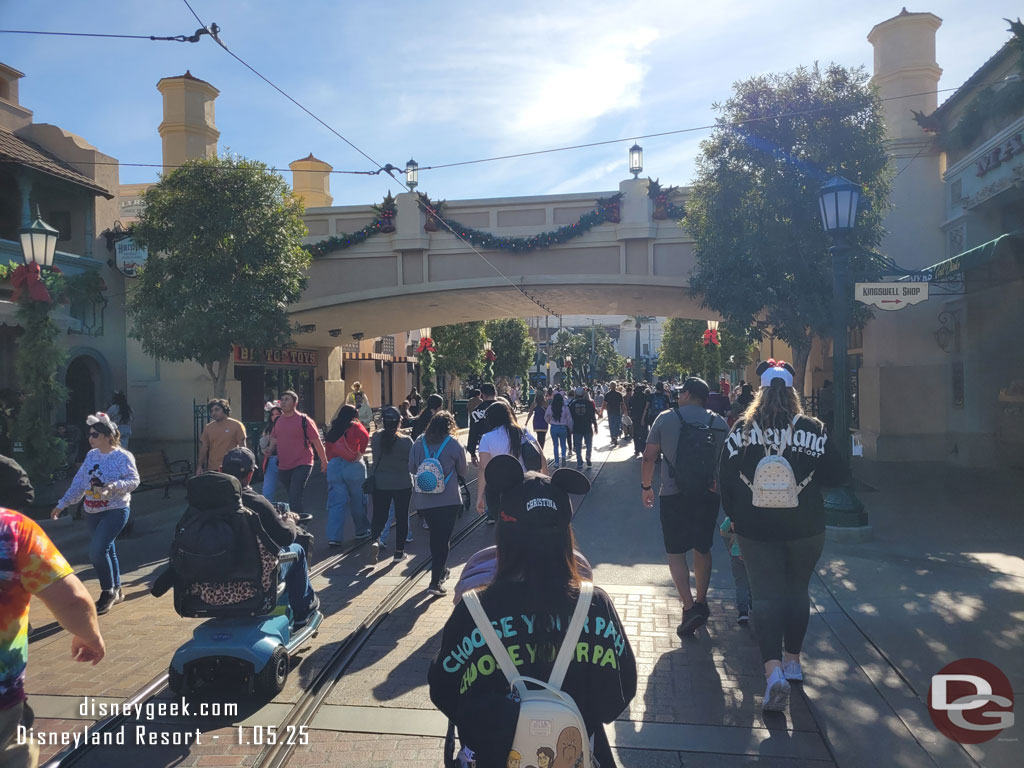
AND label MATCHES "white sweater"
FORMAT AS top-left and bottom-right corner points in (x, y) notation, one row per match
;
(57, 448), (140, 513)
